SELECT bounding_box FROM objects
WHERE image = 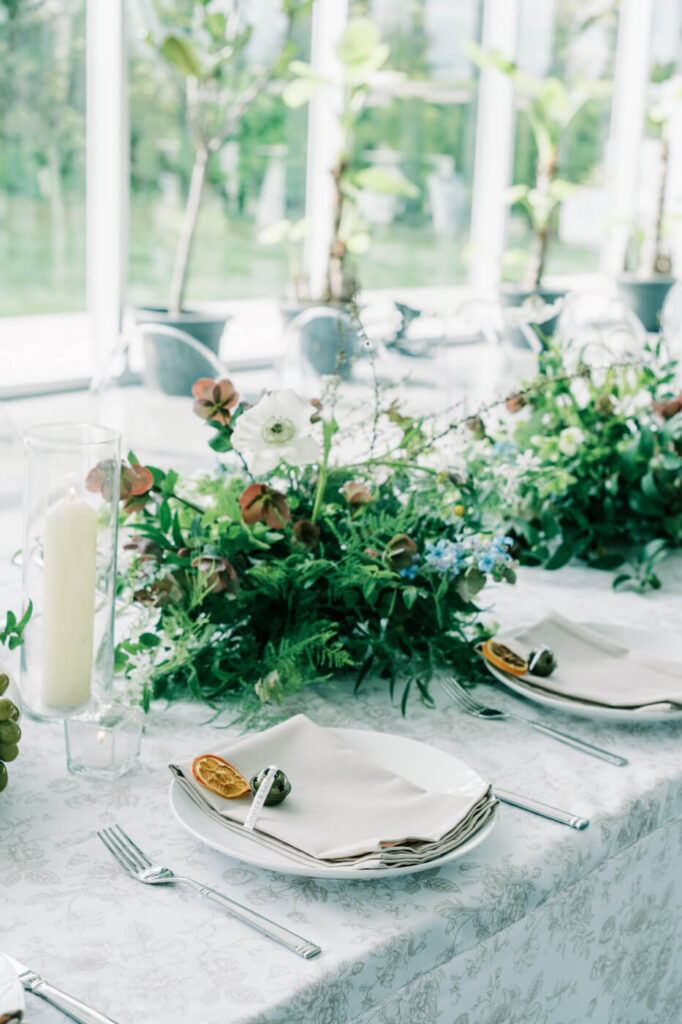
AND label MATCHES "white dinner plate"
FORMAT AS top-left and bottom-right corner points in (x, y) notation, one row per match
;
(485, 622), (682, 723)
(169, 727), (497, 879)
